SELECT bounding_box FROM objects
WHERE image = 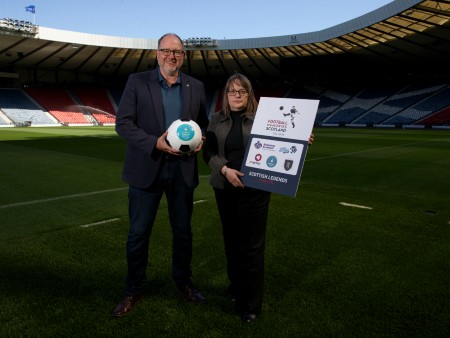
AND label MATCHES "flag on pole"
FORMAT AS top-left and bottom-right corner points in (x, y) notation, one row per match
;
(25, 5), (35, 14)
